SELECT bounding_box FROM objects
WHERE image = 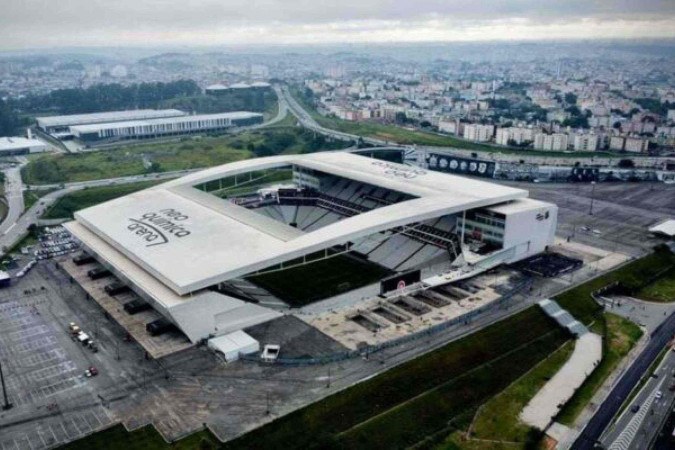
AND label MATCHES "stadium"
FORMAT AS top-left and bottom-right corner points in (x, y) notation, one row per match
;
(63, 151), (557, 356)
